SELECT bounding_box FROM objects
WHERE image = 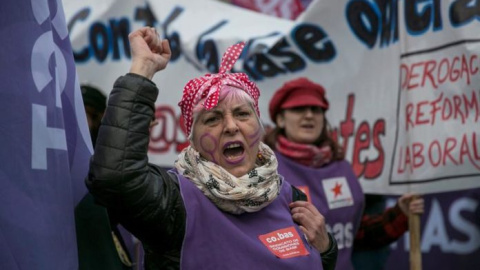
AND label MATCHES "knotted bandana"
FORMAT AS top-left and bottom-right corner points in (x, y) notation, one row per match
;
(178, 42), (260, 136)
